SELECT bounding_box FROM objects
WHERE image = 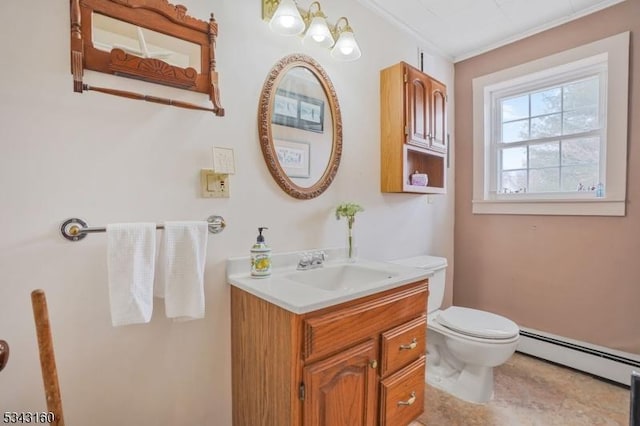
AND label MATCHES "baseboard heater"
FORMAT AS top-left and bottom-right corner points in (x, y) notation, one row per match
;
(517, 327), (640, 386)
